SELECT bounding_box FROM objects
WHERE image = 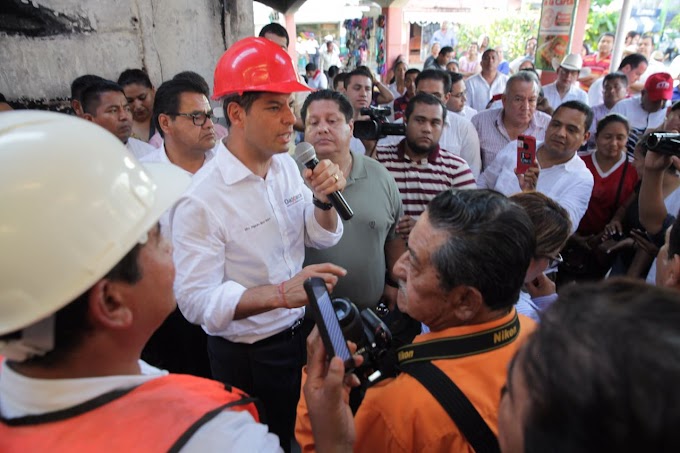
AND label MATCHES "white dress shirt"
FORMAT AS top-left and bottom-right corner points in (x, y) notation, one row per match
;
(610, 96), (667, 131)
(588, 77), (605, 106)
(126, 137), (155, 160)
(455, 105), (478, 121)
(478, 140), (594, 231)
(0, 360), (281, 452)
(171, 141), (342, 344)
(542, 82), (588, 110)
(465, 72), (509, 112)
